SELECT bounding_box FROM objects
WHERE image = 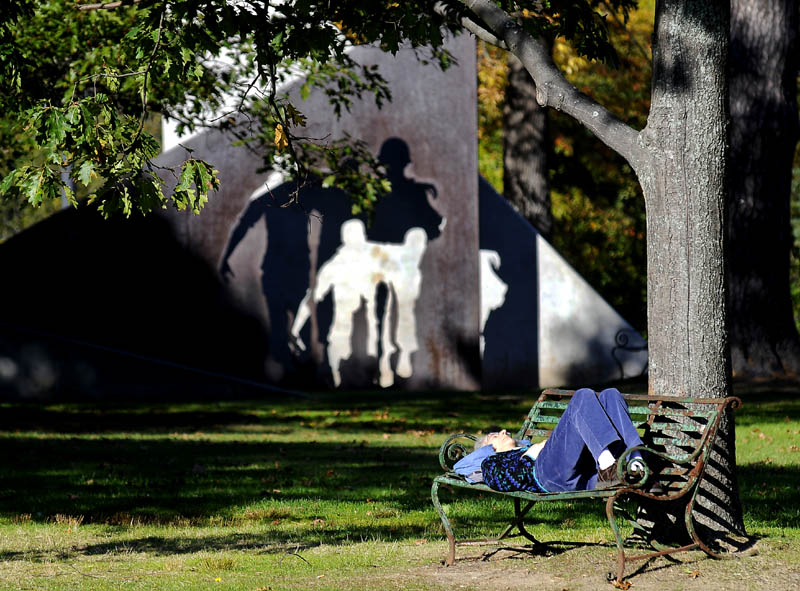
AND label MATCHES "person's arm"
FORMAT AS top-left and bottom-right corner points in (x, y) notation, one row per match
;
(453, 444), (496, 482)
(523, 440), (546, 460)
(219, 197), (265, 280)
(290, 289), (313, 352)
